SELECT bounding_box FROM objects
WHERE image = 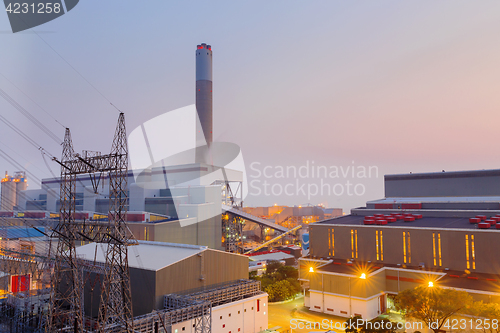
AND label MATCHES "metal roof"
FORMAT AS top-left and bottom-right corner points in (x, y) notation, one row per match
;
(368, 196), (500, 204)
(248, 252), (295, 262)
(315, 215), (500, 230)
(385, 169), (500, 181)
(75, 241), (207, 271)
(0, 227), (45, 239)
